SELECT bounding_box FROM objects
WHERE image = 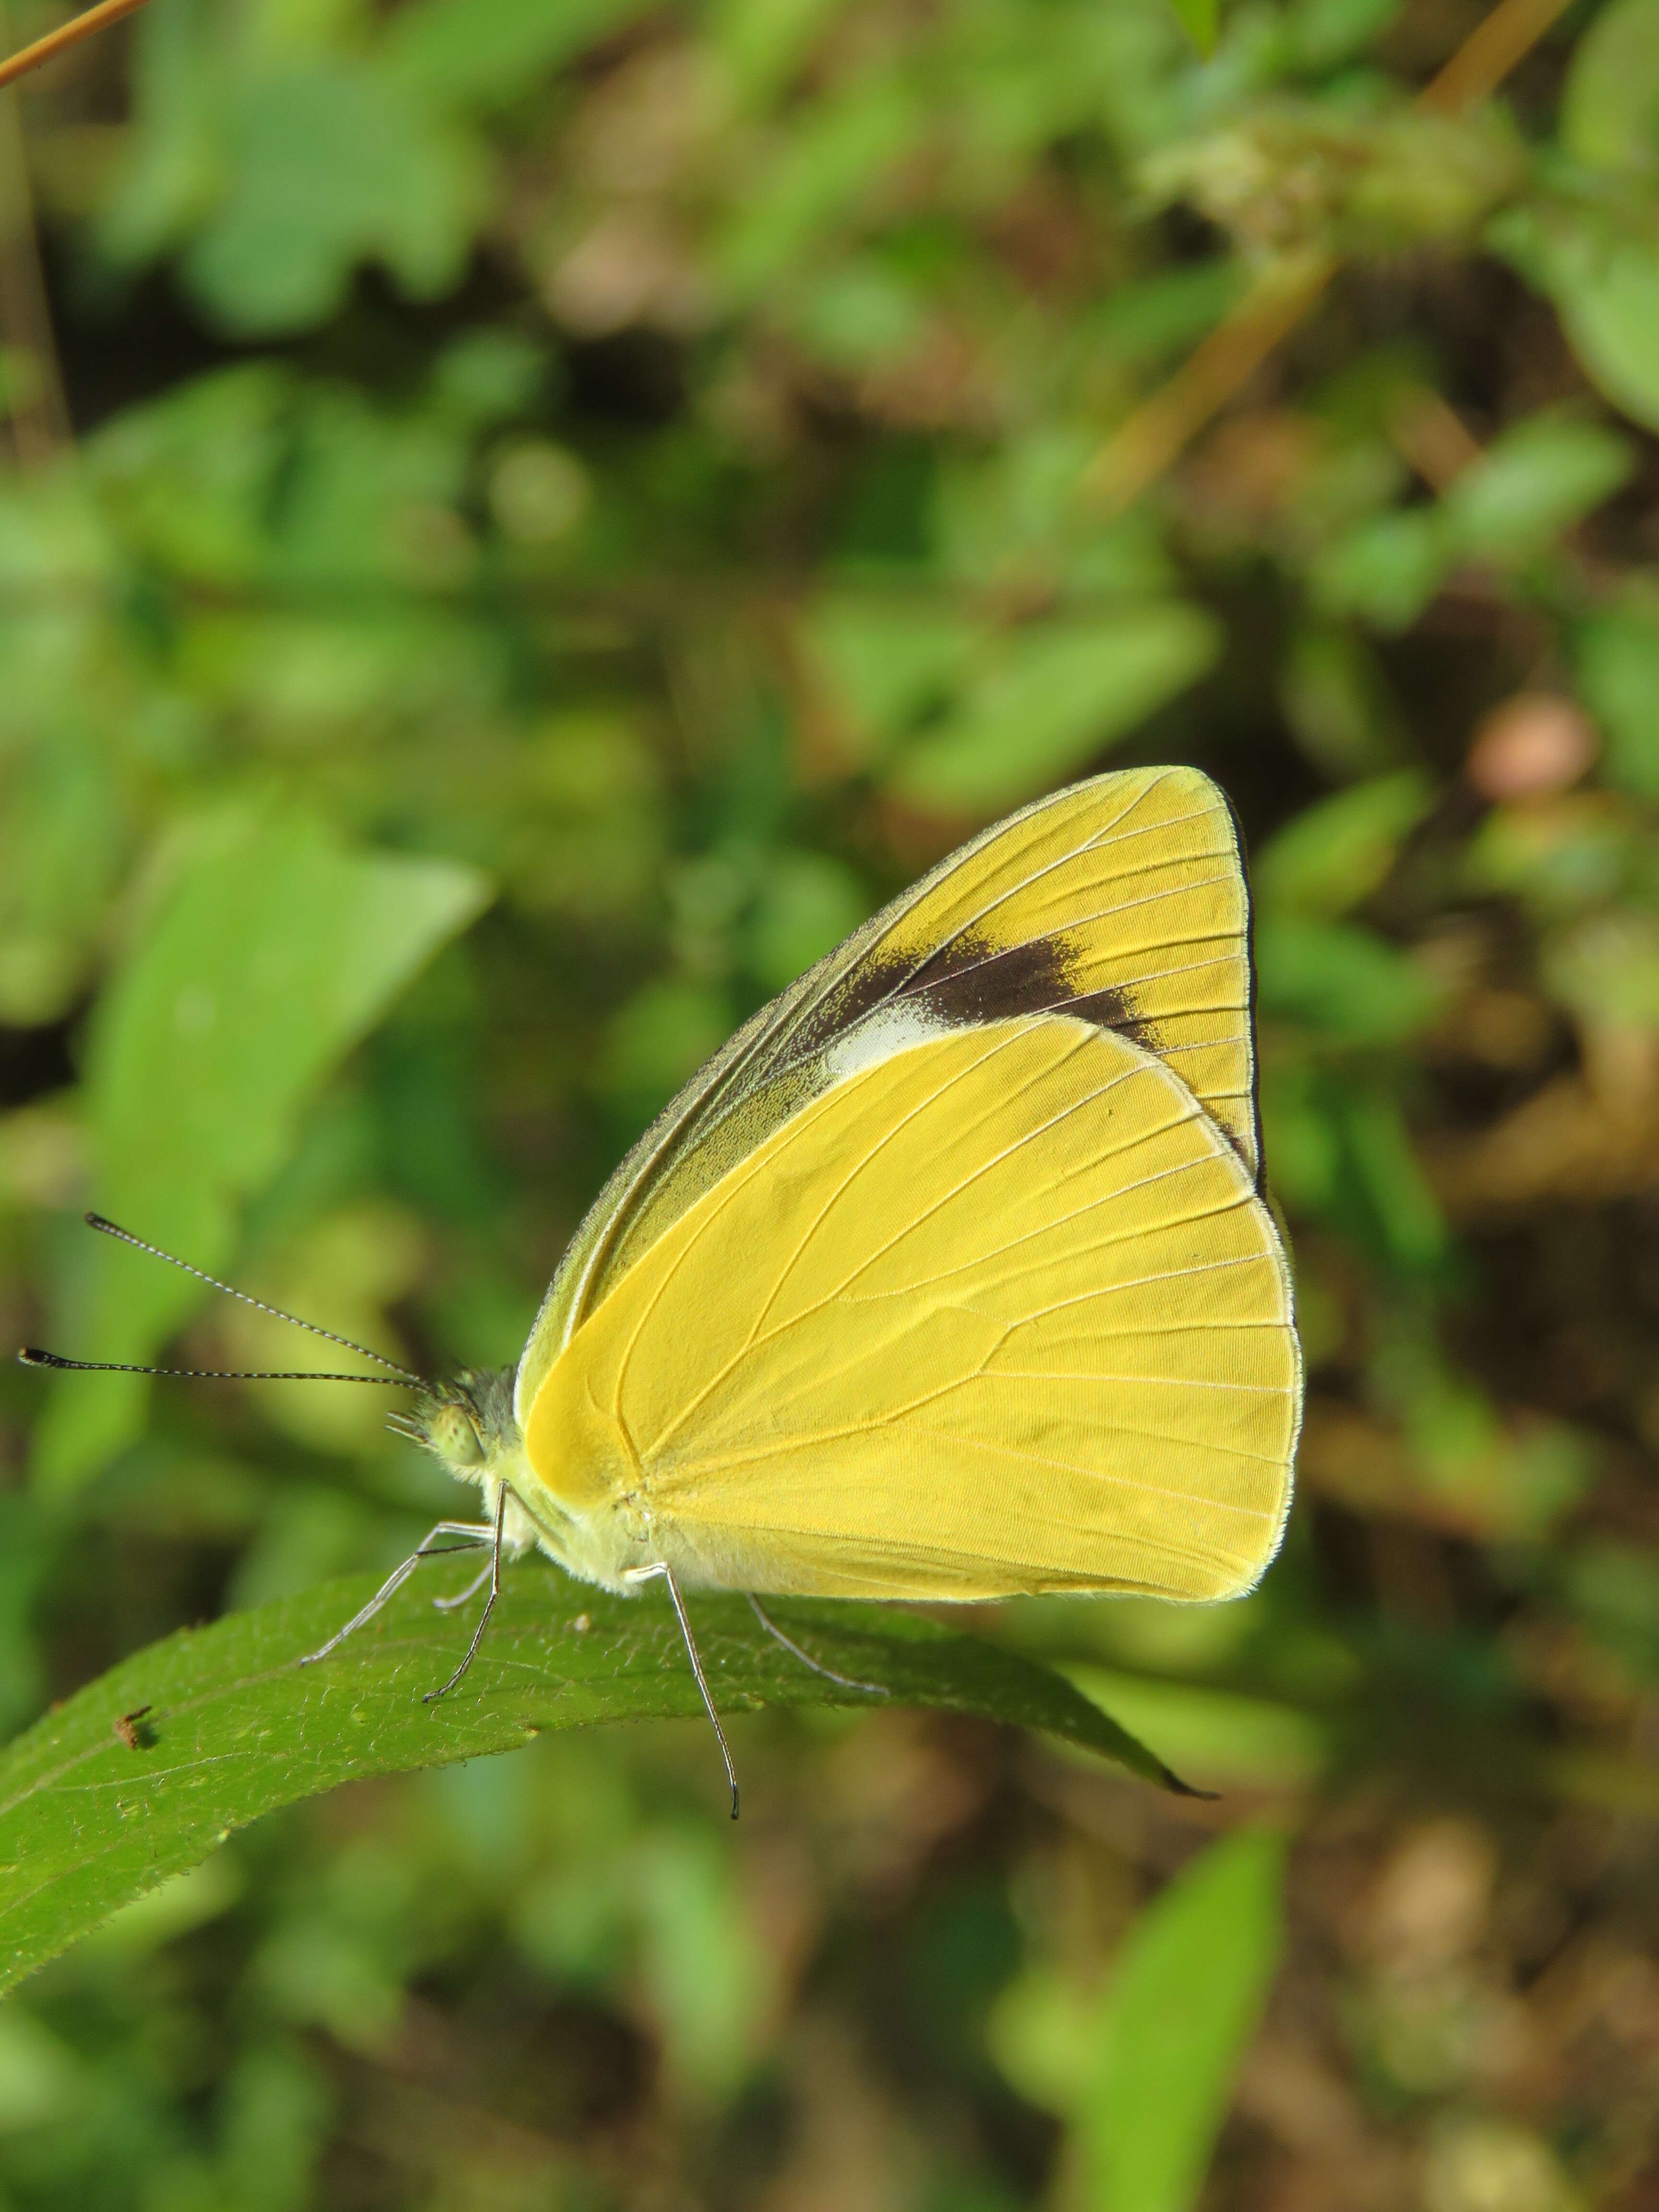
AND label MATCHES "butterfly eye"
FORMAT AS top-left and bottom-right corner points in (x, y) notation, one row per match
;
(430, 1404), (484, 1467)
